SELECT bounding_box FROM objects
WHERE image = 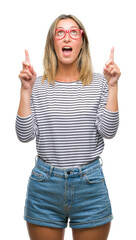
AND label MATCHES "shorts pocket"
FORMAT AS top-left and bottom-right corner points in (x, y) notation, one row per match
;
(84, 166), (104, 184)
(30, 166), (48, 182)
